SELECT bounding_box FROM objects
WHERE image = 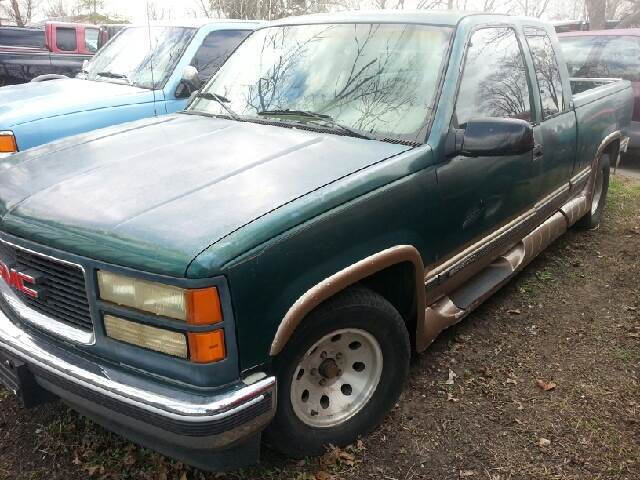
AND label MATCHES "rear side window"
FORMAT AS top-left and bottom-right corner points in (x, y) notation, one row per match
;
(190, 30), (251, 81)
(525, 29), (565, 118)
(56, 27), (77, 52)
(455, 27), (532, 125)
(85, 28), (99, 53)
(0, 28), (45, 48)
